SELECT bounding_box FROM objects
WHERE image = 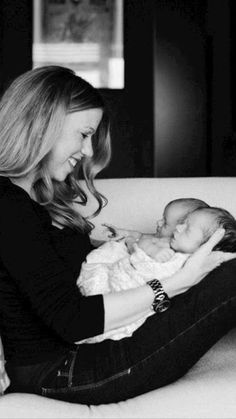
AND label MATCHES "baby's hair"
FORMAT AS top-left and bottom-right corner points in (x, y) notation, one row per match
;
(165, 198), (209, 221)
(192, 207), (236, 252)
